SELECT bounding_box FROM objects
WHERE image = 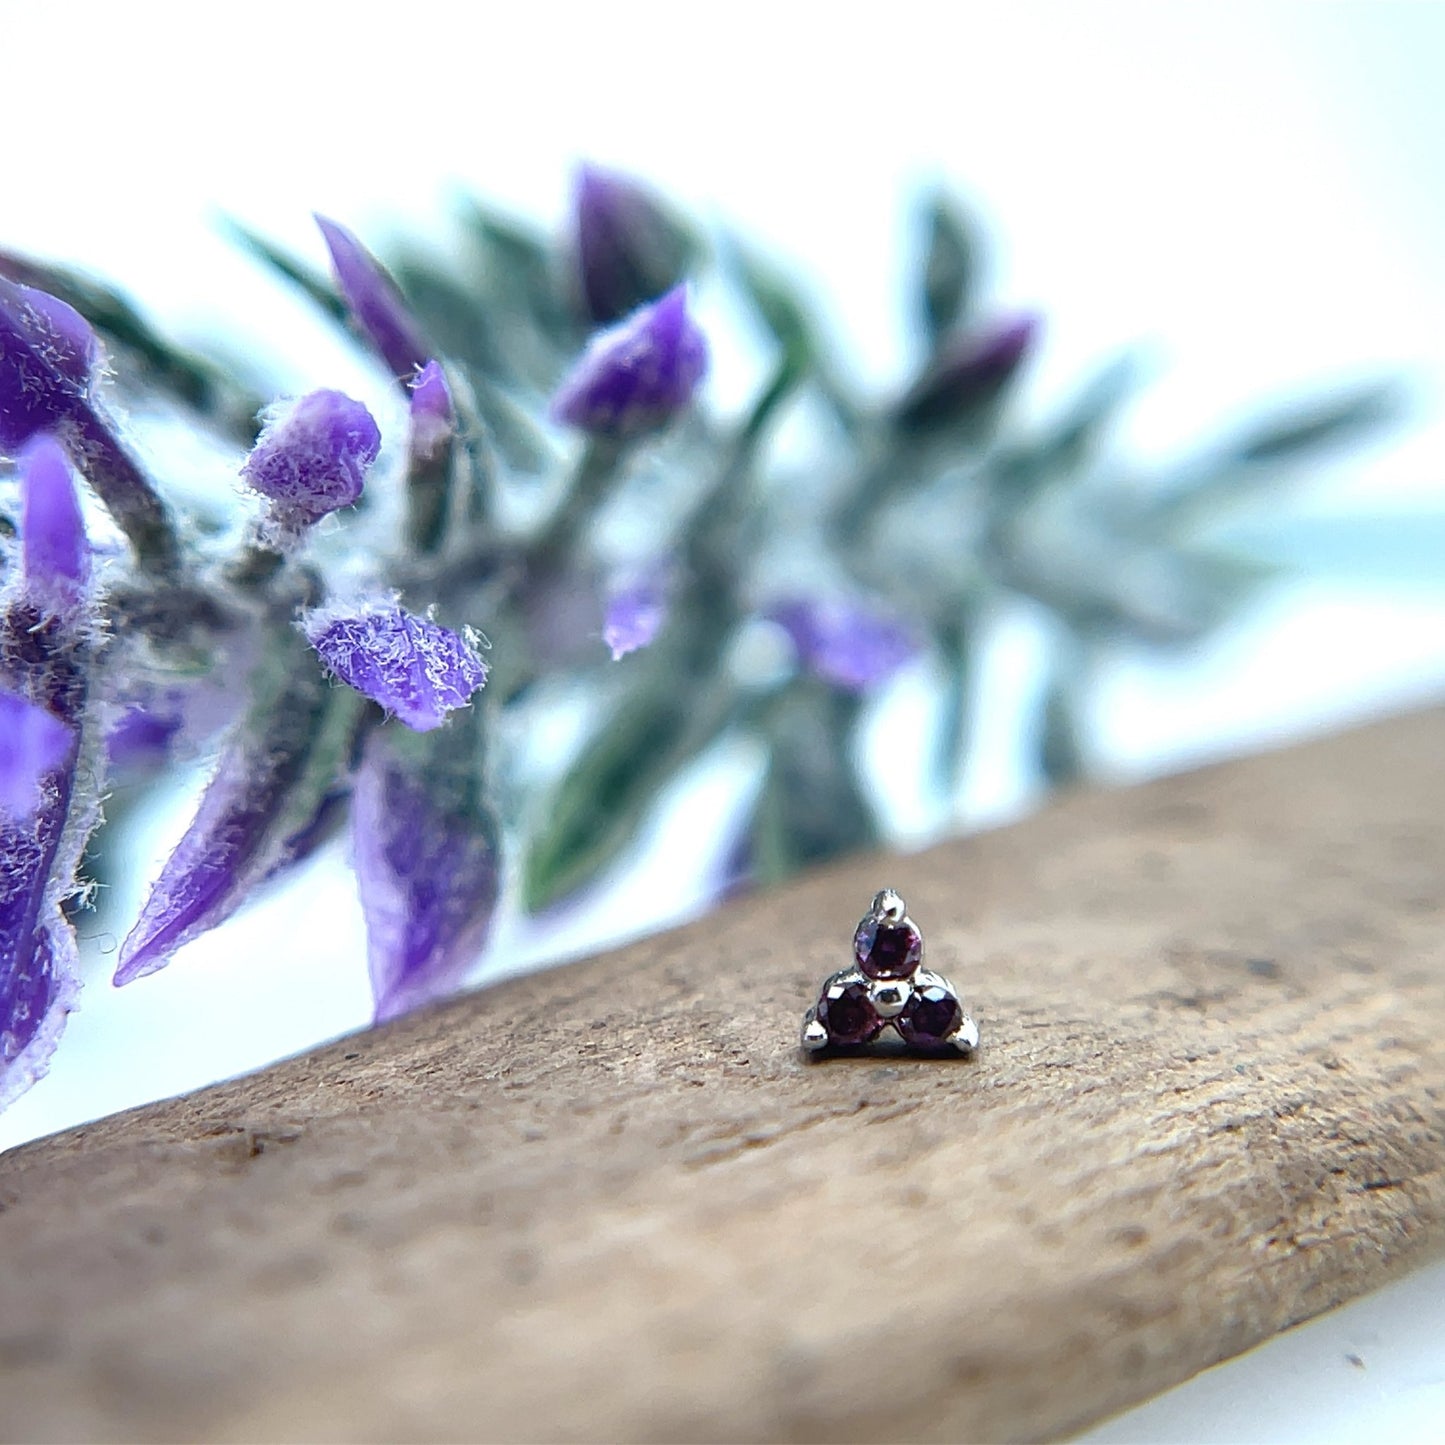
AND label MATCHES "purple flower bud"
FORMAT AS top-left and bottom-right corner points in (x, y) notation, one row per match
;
(352, 725), (499, 1023)
(574, 164), (692, 326)
(409, 360), (453, 463)
(19, 434), (90, 617)
(603, 569), (669, 660)
(551, 286), (708, 438)
(316, 215), (431, 384)
(304, 602), (487, 732)
(895, 313), (1040, 433)
(0, 278), (99, 453)
(0, 690), (74, 819)
(0, 692), (83, 1109)
(241, 389), (380, 539)
(0, 279), (177, 570)
(768, 597), (918, 693)
(114, 657), (337, 985)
